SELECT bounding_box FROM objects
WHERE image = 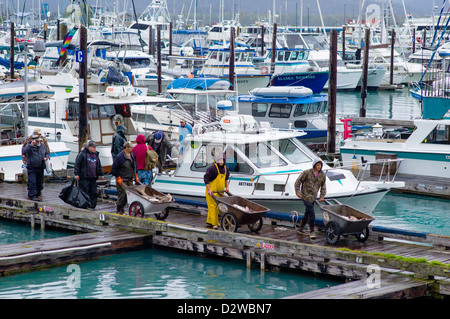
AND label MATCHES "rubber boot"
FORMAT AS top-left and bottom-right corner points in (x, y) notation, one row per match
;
(296, 220), (309, 236)
(309, 225), (316, 239)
